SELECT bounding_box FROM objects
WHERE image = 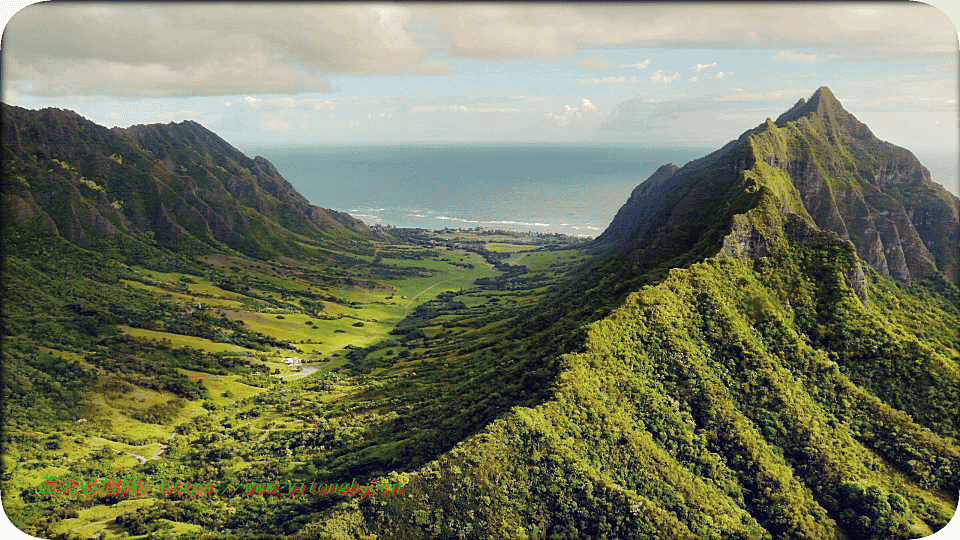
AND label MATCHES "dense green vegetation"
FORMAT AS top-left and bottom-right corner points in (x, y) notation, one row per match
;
(2, 93), (957, 539)
(1, 221), (592, 539)
(308, 240), (958, 540)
